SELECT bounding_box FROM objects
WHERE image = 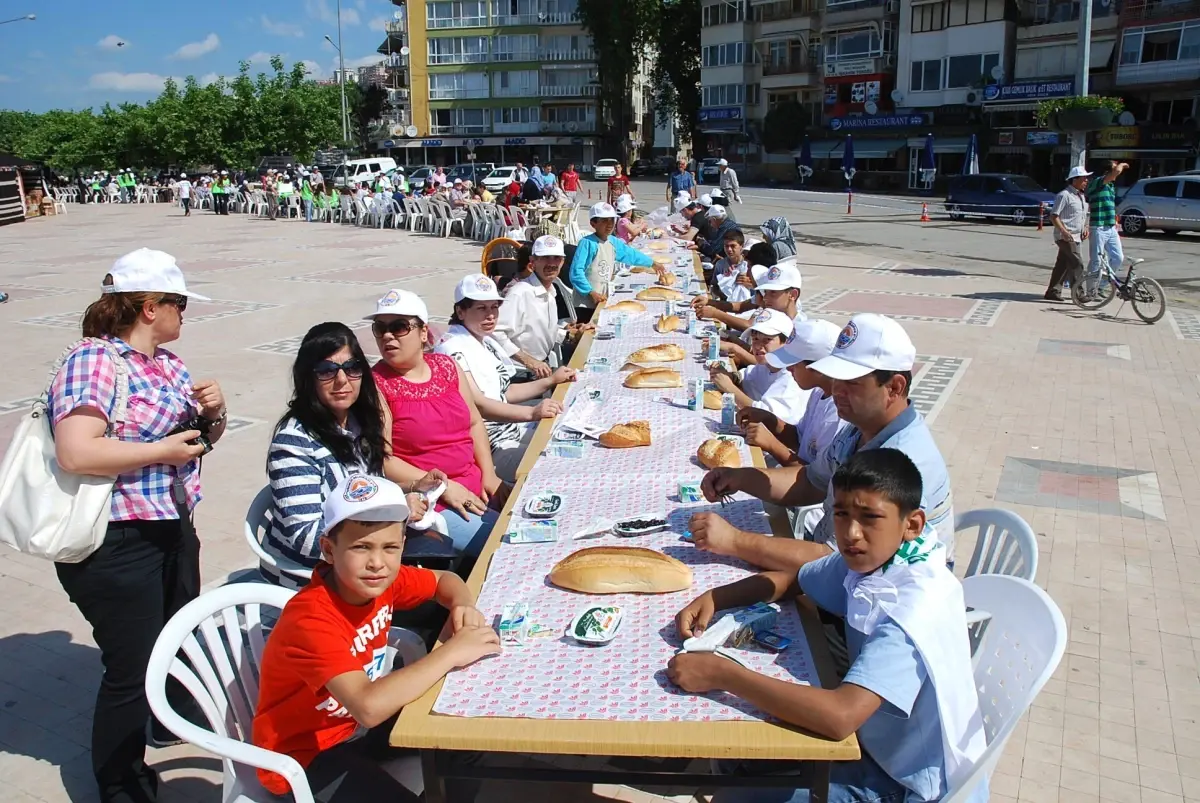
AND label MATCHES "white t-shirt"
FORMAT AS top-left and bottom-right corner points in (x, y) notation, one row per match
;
(739, 363), (809, 426)
(795, 388), (846, 465)
(177, 180), (192, 199)
(435, 325), (524, 449)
